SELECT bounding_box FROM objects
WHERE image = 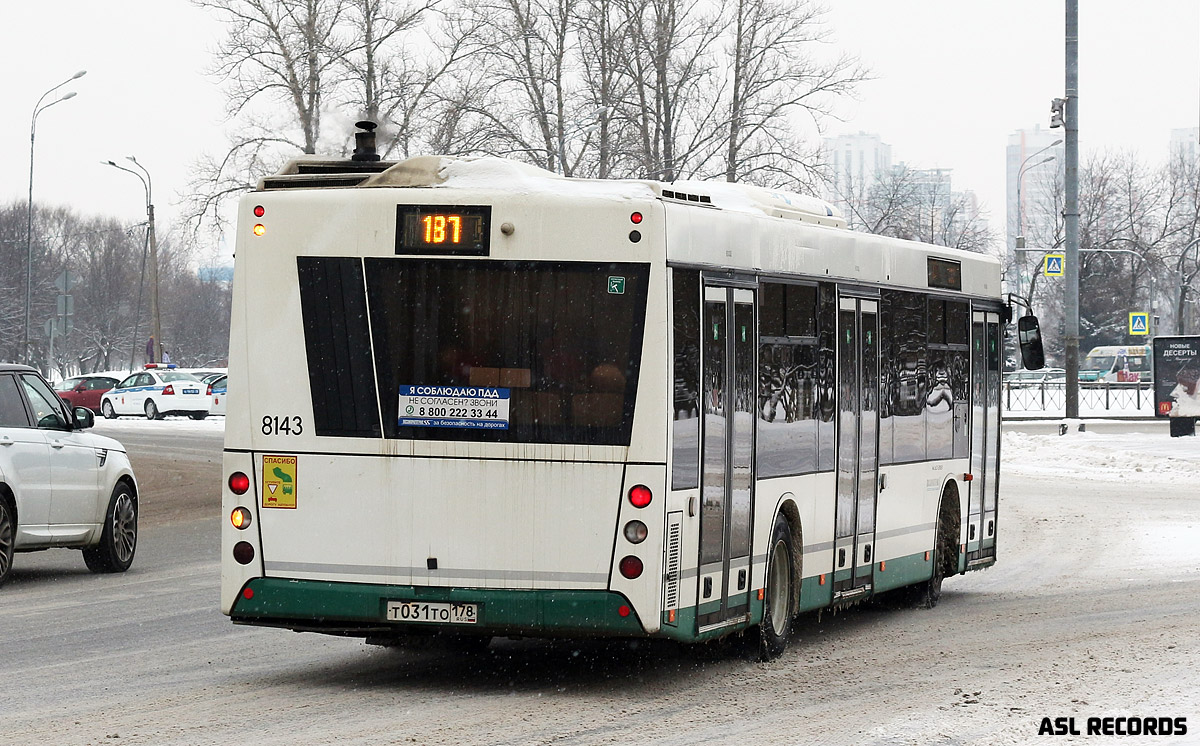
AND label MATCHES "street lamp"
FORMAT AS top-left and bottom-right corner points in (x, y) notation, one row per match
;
(1014, 139), (1062, 303)
(1176, 237), (1200, 334)
(103, 157), (162, 364)
(25, 70), (86, 366)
